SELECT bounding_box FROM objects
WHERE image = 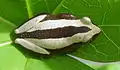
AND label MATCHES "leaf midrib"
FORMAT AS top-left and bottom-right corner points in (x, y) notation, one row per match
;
(0, 16), (17, 27)
(25, 0), (33, 18)
(52, 0), (66, 14)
